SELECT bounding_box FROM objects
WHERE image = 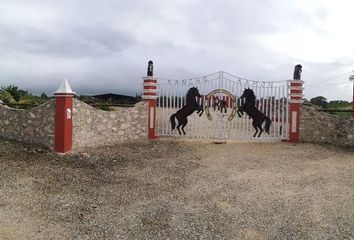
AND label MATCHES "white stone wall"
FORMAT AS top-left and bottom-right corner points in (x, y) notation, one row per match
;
(72, 99), (148, 150)
(300, 105), (354, 147)
(0, 100), (55, 148)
